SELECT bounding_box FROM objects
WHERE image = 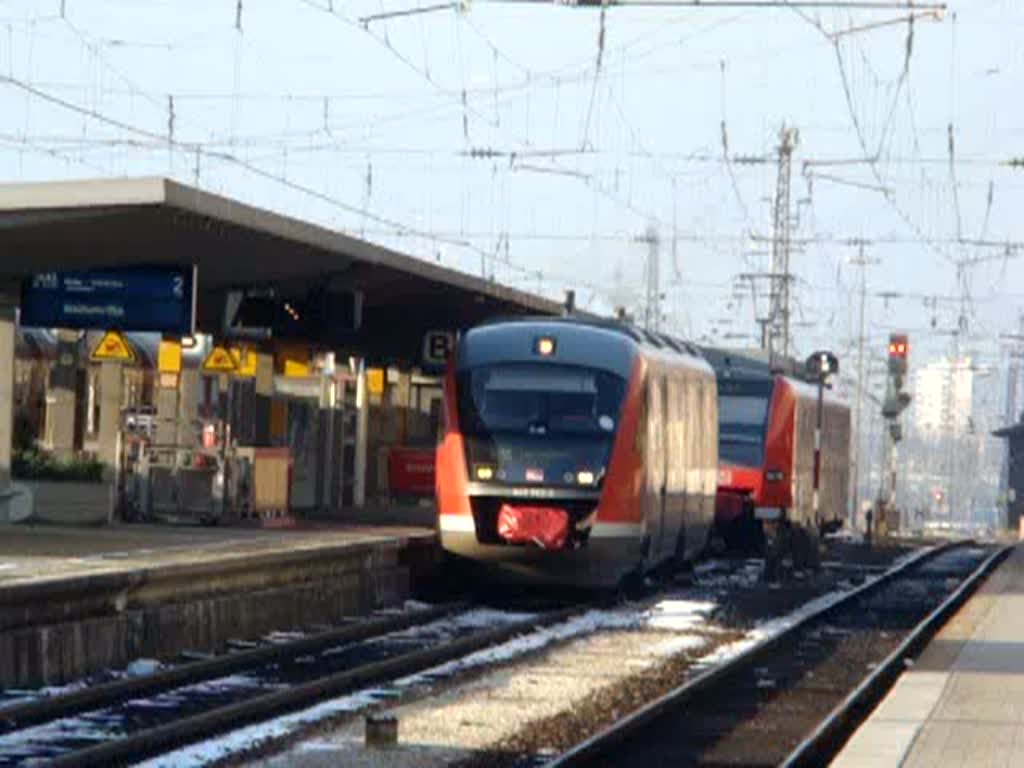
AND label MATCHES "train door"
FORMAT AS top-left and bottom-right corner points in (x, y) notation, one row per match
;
(701, 379), (720, 525)
(685, 377), (710, 553)
(645, 372), (668, 562)
(662, 374), (685, 561)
